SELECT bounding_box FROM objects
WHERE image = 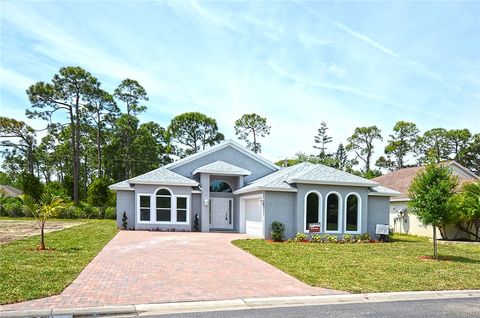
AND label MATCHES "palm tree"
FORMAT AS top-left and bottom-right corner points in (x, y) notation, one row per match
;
(19, 193), (64, 250)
